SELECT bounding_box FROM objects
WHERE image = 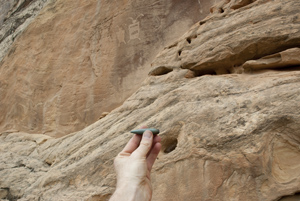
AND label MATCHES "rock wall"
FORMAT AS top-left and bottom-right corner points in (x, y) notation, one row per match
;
(0, 0), (218, 137)
(0, 0), (300, 200)
(0, 0), (50, 61)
